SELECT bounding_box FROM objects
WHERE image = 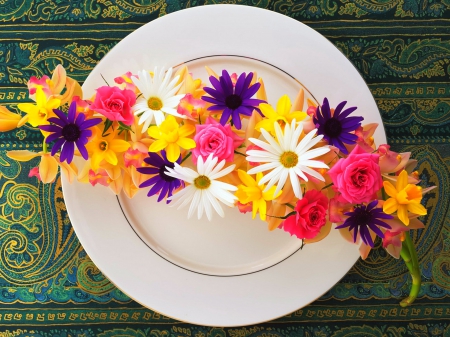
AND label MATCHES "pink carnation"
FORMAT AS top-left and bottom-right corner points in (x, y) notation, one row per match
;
(328, 145), (383, 204)
(281, 190), (328, 239)
(193, 117), (244, 163)
(90, 86), (136, 126)
(28, 167), (41, 181)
